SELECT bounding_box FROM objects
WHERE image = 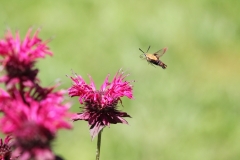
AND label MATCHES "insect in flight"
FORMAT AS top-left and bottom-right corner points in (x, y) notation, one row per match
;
(139, 46), (168, 69)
